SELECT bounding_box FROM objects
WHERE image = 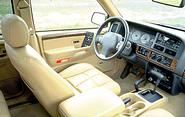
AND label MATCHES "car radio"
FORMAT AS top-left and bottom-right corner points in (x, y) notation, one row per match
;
(156, 33), (181, 51)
